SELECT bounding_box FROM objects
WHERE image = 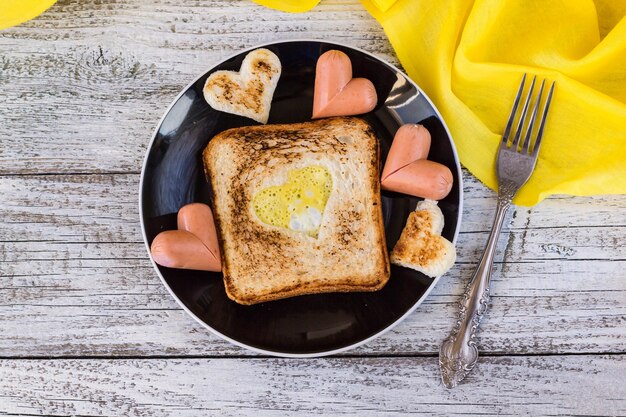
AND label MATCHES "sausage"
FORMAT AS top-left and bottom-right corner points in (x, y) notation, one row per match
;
(312, 50), (352, 114)
(382, 124), (431, 181)
(150, 203), (221, 272)
(381, 123), (453, 200)
(150, 230), (221, 272)
(382, 159), (453, 200)
(312, 50), (377, 119)
(177, 203), (221, 262)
